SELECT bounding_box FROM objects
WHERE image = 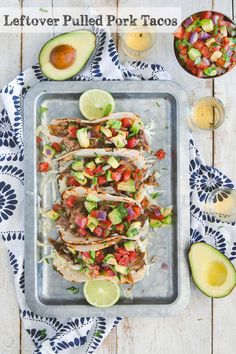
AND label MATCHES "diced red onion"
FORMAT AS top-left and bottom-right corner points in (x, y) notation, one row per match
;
(161, 262), (169, 270)
(75, 214), (87, 228)
(127, 207), (135, 217)
(198, 32), (211, 41)
(227, 49), (233, 57)
(212, 14), (219, 25)
(183, 16), (193, 28)
(97, 210), (107, 221)
(46, 149), (52, 155)
(189, 31), (199, 44)
(87, 131), (92, 138)
(154, 207), (161, 217)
